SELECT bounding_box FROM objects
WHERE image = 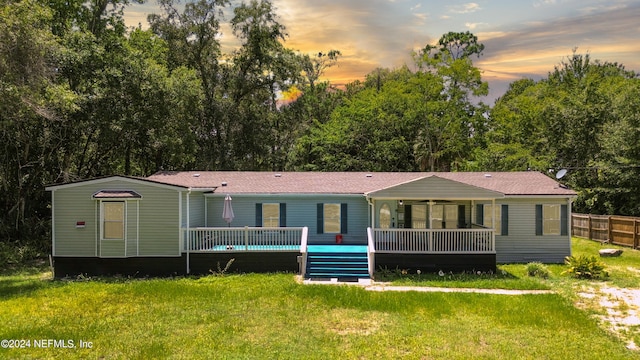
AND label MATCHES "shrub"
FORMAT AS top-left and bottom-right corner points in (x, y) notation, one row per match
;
(563, 255), (609, 279)
(526, 262), (550, 279)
